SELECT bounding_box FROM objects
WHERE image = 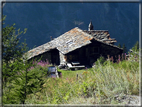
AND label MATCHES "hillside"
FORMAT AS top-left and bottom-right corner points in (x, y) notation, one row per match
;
(3, 2), (139, 51)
